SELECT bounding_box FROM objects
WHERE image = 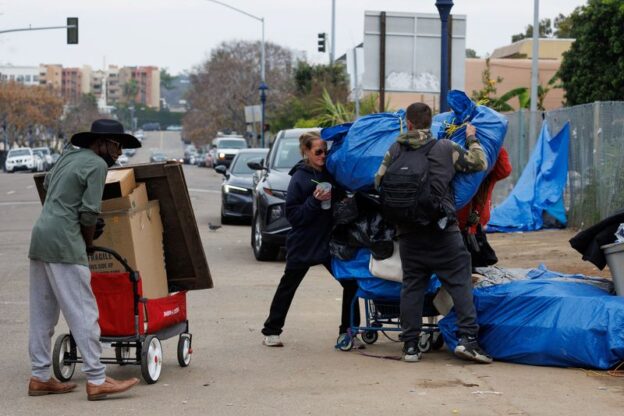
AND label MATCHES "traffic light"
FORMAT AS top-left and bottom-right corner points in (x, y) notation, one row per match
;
(317, 32), (327, 53)
(67, 17), (78, 44)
